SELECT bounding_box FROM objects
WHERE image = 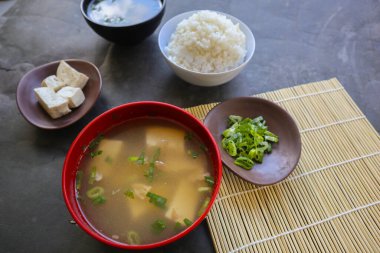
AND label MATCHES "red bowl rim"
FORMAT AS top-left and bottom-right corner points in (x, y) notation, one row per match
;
(62, 101), (222, 250)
